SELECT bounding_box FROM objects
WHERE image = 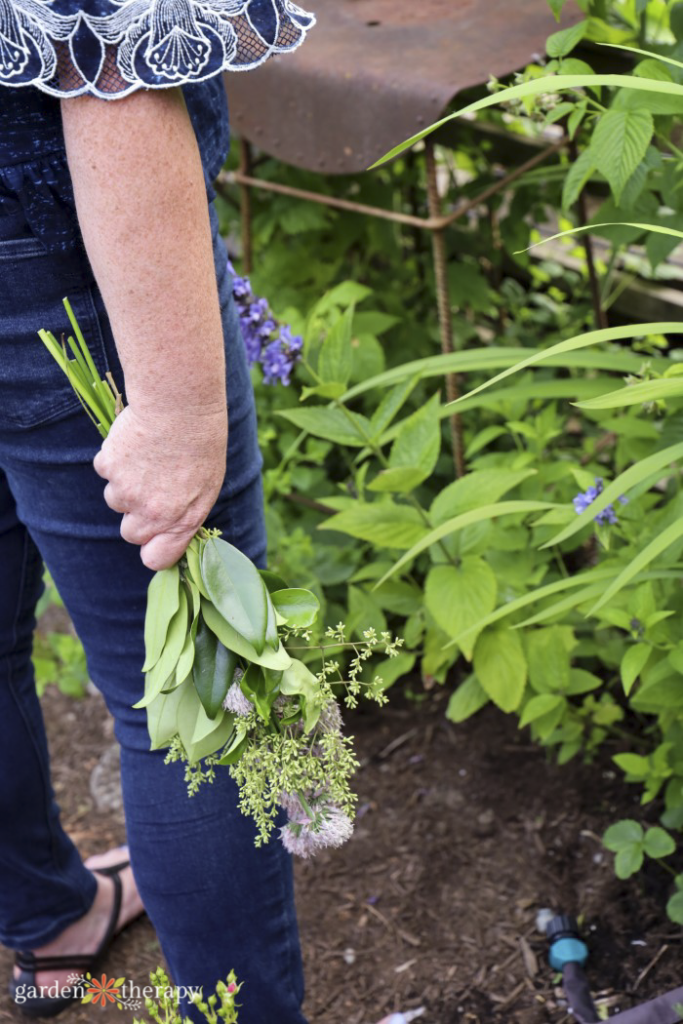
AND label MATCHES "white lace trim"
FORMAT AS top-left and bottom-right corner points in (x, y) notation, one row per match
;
(0, 0), (314, 98)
